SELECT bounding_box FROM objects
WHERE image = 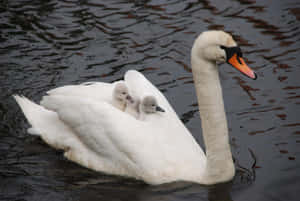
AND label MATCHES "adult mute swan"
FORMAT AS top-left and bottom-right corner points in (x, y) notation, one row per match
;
(14, 30), (256, 185)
